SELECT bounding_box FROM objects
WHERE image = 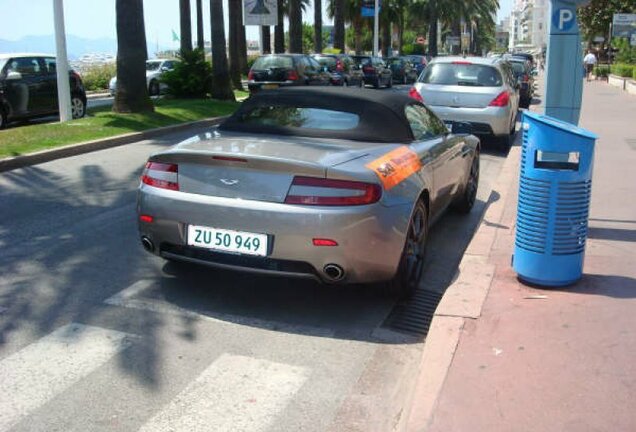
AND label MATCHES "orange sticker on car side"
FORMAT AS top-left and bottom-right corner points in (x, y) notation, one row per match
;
(365, 146), (422, 190)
